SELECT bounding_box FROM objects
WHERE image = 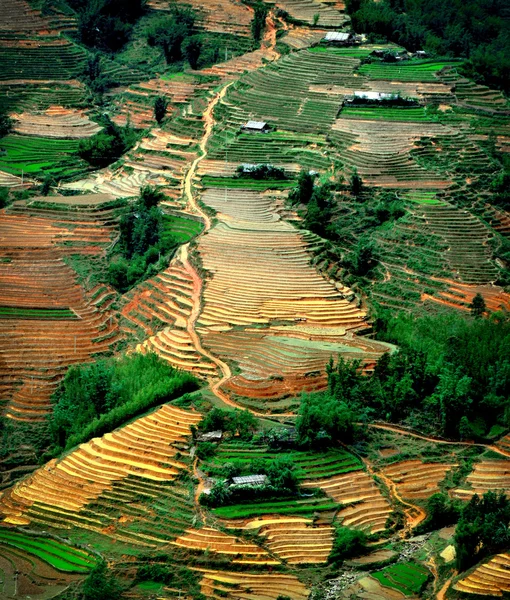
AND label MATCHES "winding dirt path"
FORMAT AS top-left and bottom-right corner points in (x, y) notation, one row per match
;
(368, 422), (510, 458)
(180, 84), (294, 418)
